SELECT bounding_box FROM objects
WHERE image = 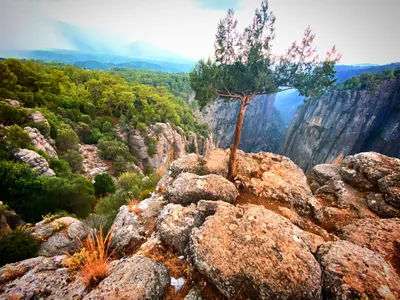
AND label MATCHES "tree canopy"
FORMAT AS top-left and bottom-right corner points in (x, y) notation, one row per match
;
(190, 0), (341, 180)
